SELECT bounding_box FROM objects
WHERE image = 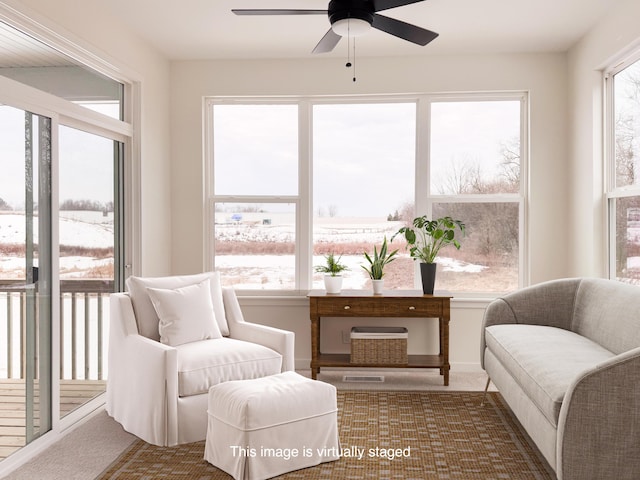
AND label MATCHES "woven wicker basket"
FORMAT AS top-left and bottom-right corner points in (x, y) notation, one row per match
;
(350, 326), (408, 365)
